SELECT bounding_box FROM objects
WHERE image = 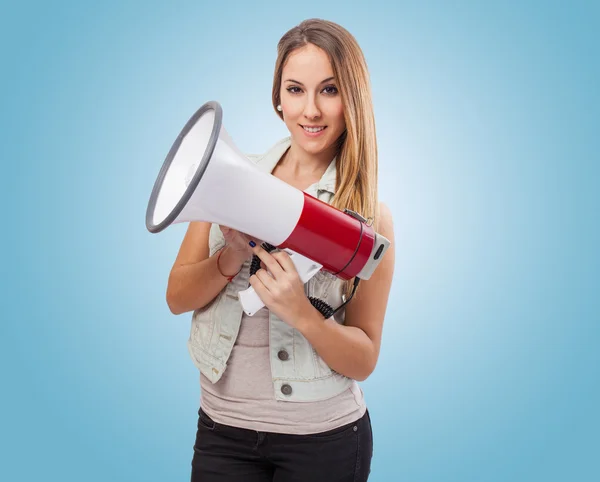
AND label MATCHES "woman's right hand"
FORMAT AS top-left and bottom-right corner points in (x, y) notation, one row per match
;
(219, 226), (259, 261)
